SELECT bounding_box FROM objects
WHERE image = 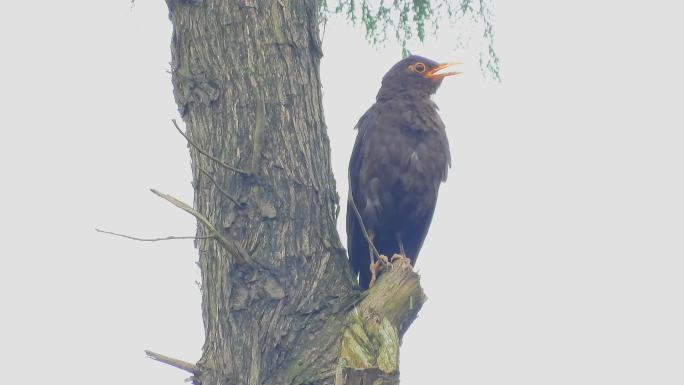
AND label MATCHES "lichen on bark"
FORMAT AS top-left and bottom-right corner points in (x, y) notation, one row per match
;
(339, 309), (400, 373)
